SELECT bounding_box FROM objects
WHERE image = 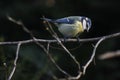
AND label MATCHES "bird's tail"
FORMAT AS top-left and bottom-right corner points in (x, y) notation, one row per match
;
(41, 18), (53, 22)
